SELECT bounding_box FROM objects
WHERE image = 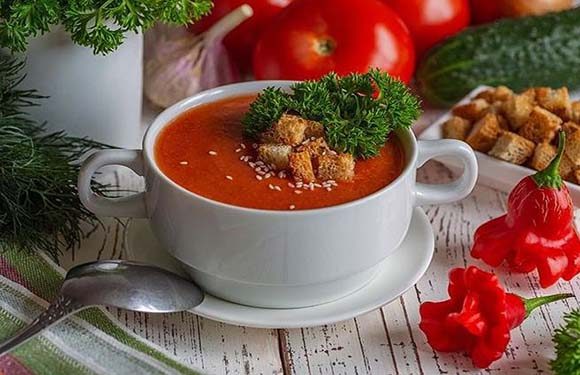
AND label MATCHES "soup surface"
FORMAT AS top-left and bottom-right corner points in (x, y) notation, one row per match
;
(155, 95), (405, 210)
